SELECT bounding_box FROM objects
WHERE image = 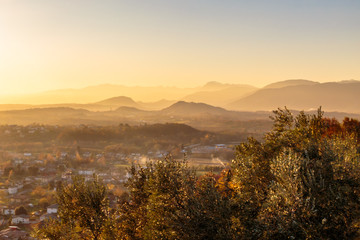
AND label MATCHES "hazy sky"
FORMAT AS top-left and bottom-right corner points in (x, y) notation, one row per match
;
(0, 0), (359, 95)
